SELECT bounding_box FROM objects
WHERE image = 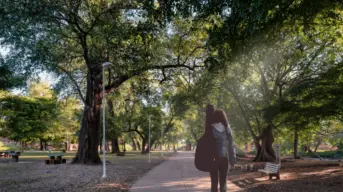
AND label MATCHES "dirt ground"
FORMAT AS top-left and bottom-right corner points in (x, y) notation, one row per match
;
(228, 157), (343, 192)
(1, 154), (343, 192)
(0, 155), (172, 192)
